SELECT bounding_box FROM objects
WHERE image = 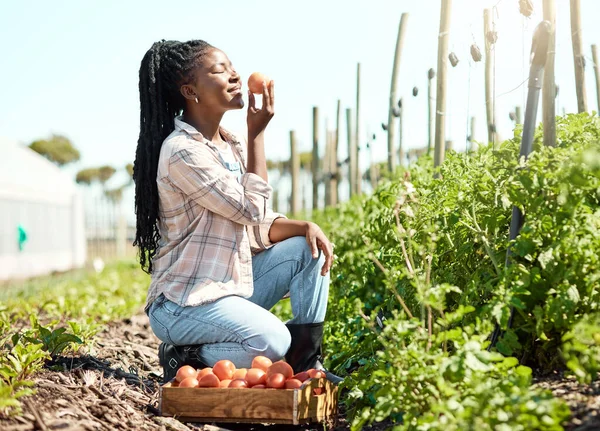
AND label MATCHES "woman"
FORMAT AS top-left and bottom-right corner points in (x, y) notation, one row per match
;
(133, 39), (341, 384)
